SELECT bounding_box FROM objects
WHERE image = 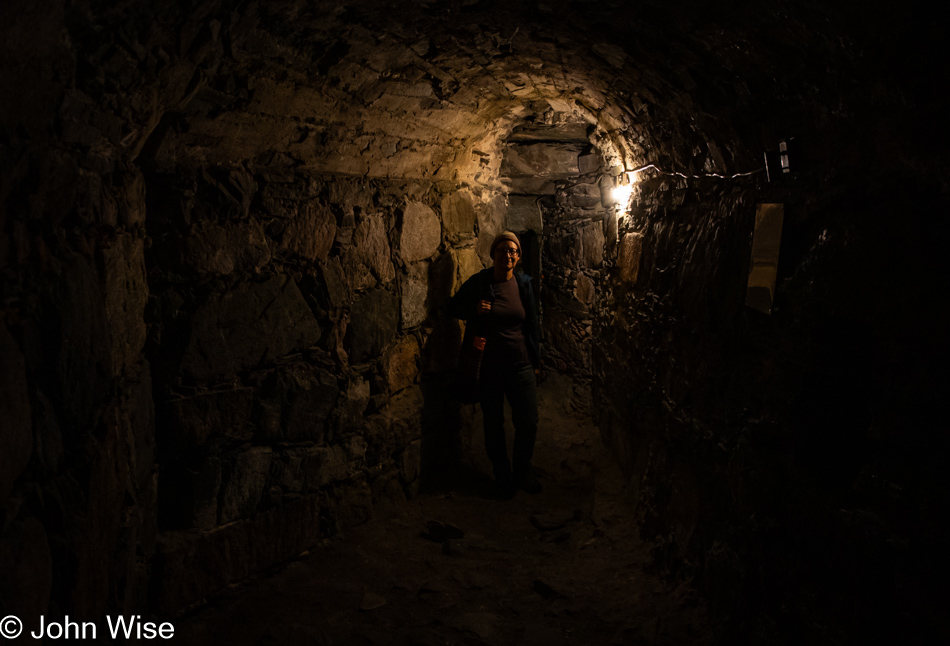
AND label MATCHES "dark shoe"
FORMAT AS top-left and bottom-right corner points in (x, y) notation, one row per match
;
(515, 470), (542, 494)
